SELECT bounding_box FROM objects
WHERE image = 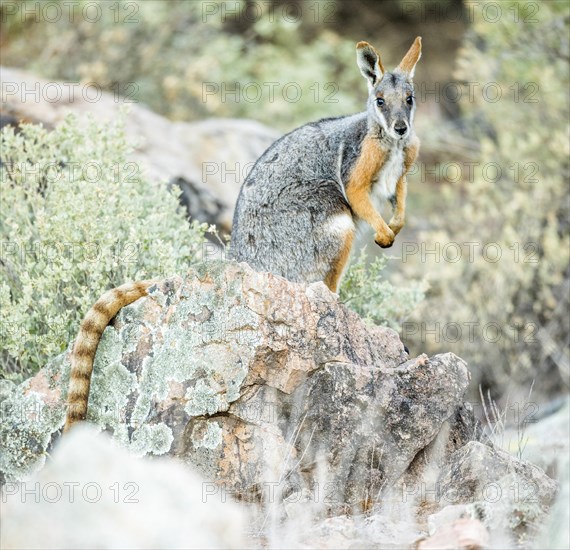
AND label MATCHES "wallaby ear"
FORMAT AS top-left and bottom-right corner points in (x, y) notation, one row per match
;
(396, 36), (422, 79)
(356, 41), (385, 88)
